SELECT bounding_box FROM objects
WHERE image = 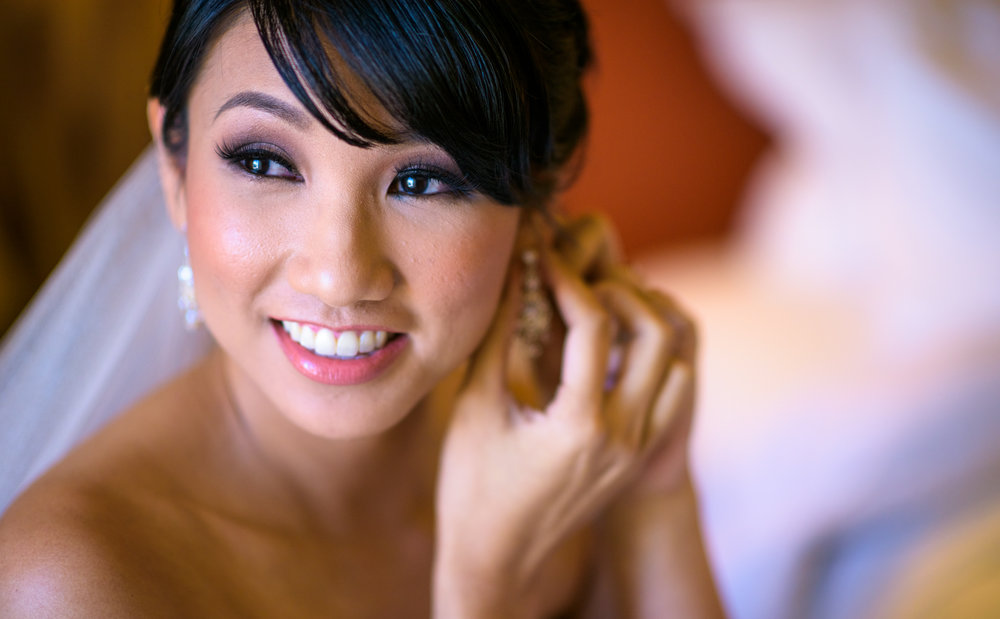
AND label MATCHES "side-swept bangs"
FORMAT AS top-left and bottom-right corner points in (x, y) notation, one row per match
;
(152, 0), (591, 207)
